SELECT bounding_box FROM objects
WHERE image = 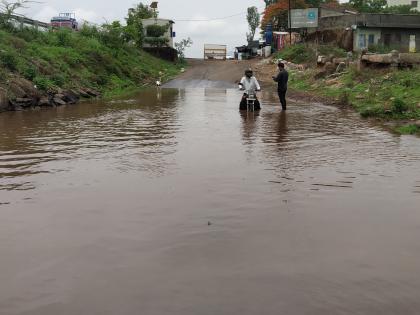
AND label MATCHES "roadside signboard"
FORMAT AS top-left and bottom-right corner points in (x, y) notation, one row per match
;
(289, 8), (319, 29)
